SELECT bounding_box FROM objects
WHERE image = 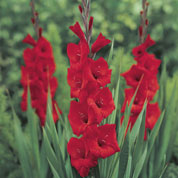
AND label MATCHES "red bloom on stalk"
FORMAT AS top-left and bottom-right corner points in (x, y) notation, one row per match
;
(84, 124), (120, 159)
(121, 65), (159, 100)
(87, 87), (115, 123)
(132, 34), (155, 58)
(144, 102), (161, 140)
(83, 57), (112, 87)
(67, 41), (89, 70)
(68, 101), (98, 136)
(121, 65), (147, 88)
(144, 34), (155, 48)
(79, 81), (100, 103)
(67, 2), (119, 176)
(121, 32), (161, 139)
(69, 22), (86, 40)
(35, 36), (53, 58)
(67, 137), (98, 177)
(91, 33), (111, 53)
(135, 53), (161, 74)
(121, 88), (146, 115)
(21, 33), (61, 126)
(67, 68), (84, 98)
(146, 102), (161, 130)
(23, 34), (36, 46)
(23, 48), (36, 66)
